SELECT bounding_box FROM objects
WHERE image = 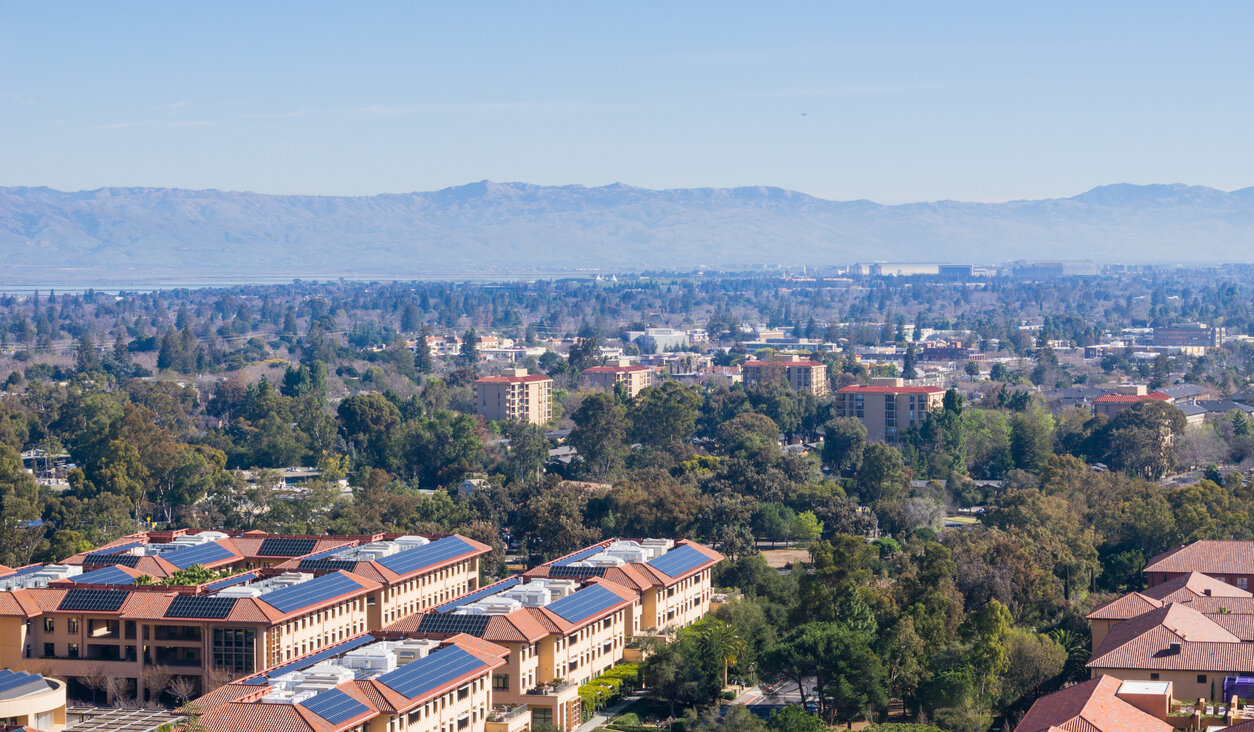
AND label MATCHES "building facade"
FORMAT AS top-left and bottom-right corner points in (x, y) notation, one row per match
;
(474, 370), (554, 425)
(1153, 324), (1224, 349)
(581, 361), (654, 397)
(741, 354), (828, 396)
(834, 378), (945, 443)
